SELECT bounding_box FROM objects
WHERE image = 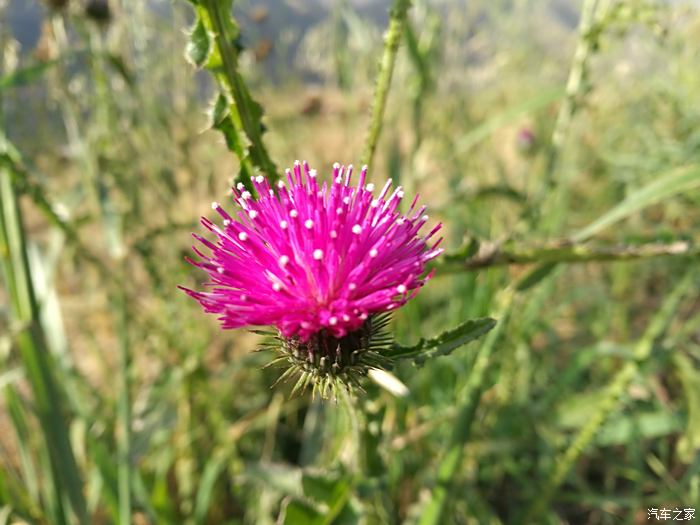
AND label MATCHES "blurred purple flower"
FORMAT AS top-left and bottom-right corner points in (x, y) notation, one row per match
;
(516, 127), (537, 154)
(181, 161), (442, 343)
